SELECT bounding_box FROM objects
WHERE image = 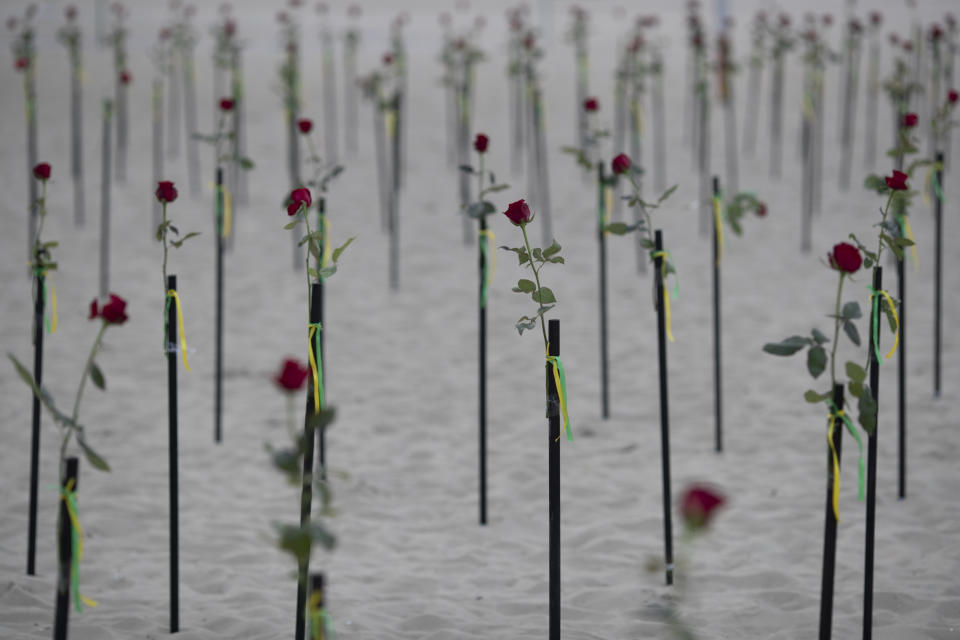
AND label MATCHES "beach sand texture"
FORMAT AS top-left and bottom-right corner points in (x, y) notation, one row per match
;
(1, 0), (959, 638)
